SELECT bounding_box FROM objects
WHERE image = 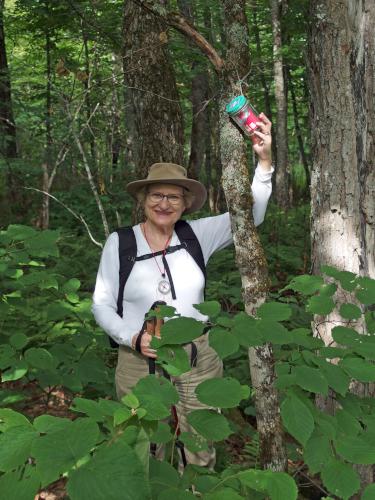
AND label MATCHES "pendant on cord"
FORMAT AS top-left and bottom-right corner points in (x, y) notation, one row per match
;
(158, 278), (171, 295)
